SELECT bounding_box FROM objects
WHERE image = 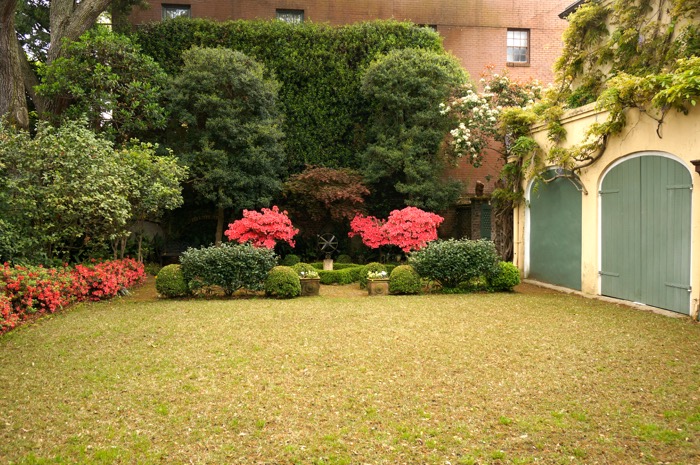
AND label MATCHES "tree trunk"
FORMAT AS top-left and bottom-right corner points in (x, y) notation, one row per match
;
(215, 206), (225, 246)
(493, 206), (513, 261)
(0, 0), (29, 128)
(0, 0), (113, 126)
